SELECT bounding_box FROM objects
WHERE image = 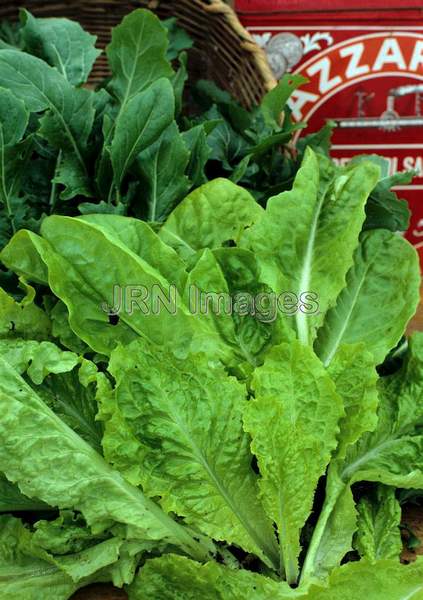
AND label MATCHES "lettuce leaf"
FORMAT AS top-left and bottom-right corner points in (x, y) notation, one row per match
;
(0, 283), (50, 340)
(160, 178), (263, 260)
(354, 486), (402, 561)
(106, 341), (279, 568)
(128, 554), (297, 600)
(0, 514), (134, 598)
(342, 333), (423, 488)
(315, 230), (420, 366)
(128, 554), (423, 600)
(244, 341), (343, 584)
(240, 148), (380, 345)
(301, 334), (423, 584)
(307, 558), (423, 600)
(0, 355), (212, 562)
(0, 217), (231, 362)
